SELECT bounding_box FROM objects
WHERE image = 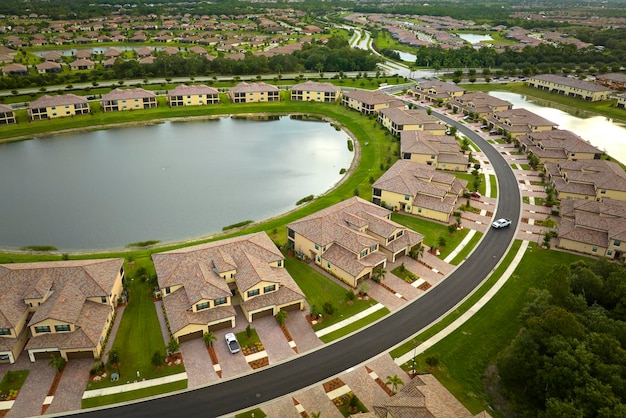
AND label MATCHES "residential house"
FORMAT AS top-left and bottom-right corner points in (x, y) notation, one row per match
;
(449, 92), (512, 118)
(558, 198), (626, 260)
(486, 108), (557, 138)
(371, 374), (488, 418)
(74, 49), (93, 59)
(42, 51), (63, 62)
(1, 63), (28, 76)
(228, 82), (280, 103)
(544, 159), (626, 201)
(0, 259), (124, 363)
(341, 89), (402, 115)
(167, 84), (219, 106)
(100, 88), (158, 112)
(0, 104), (16, 125)
(372, 160), (467, 223)
(400, 130), (470, 171)
(290, 81), (341, 103)
(407, 80), (466, 104)
(595, 73), (626, 90)
(617, 93), (626, 110)
(519, 129), (603, 163)
(152, 232), (305, 339)
(378, 106), (446, 136)
(28, 94), (90, 121)
(527, 74), (612, 102)
(36, 61), (62, 74)
(69, 58), (95, 71)
(287, 197), (424, 288)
